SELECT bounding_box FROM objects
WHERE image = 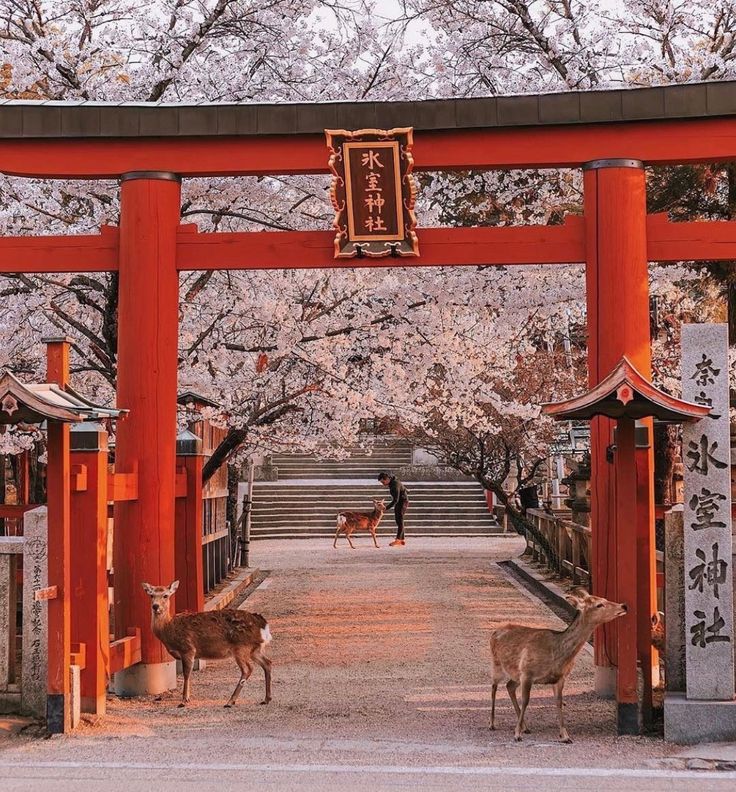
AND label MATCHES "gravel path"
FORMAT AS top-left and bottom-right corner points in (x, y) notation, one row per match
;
(1, 537), (733, 791)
